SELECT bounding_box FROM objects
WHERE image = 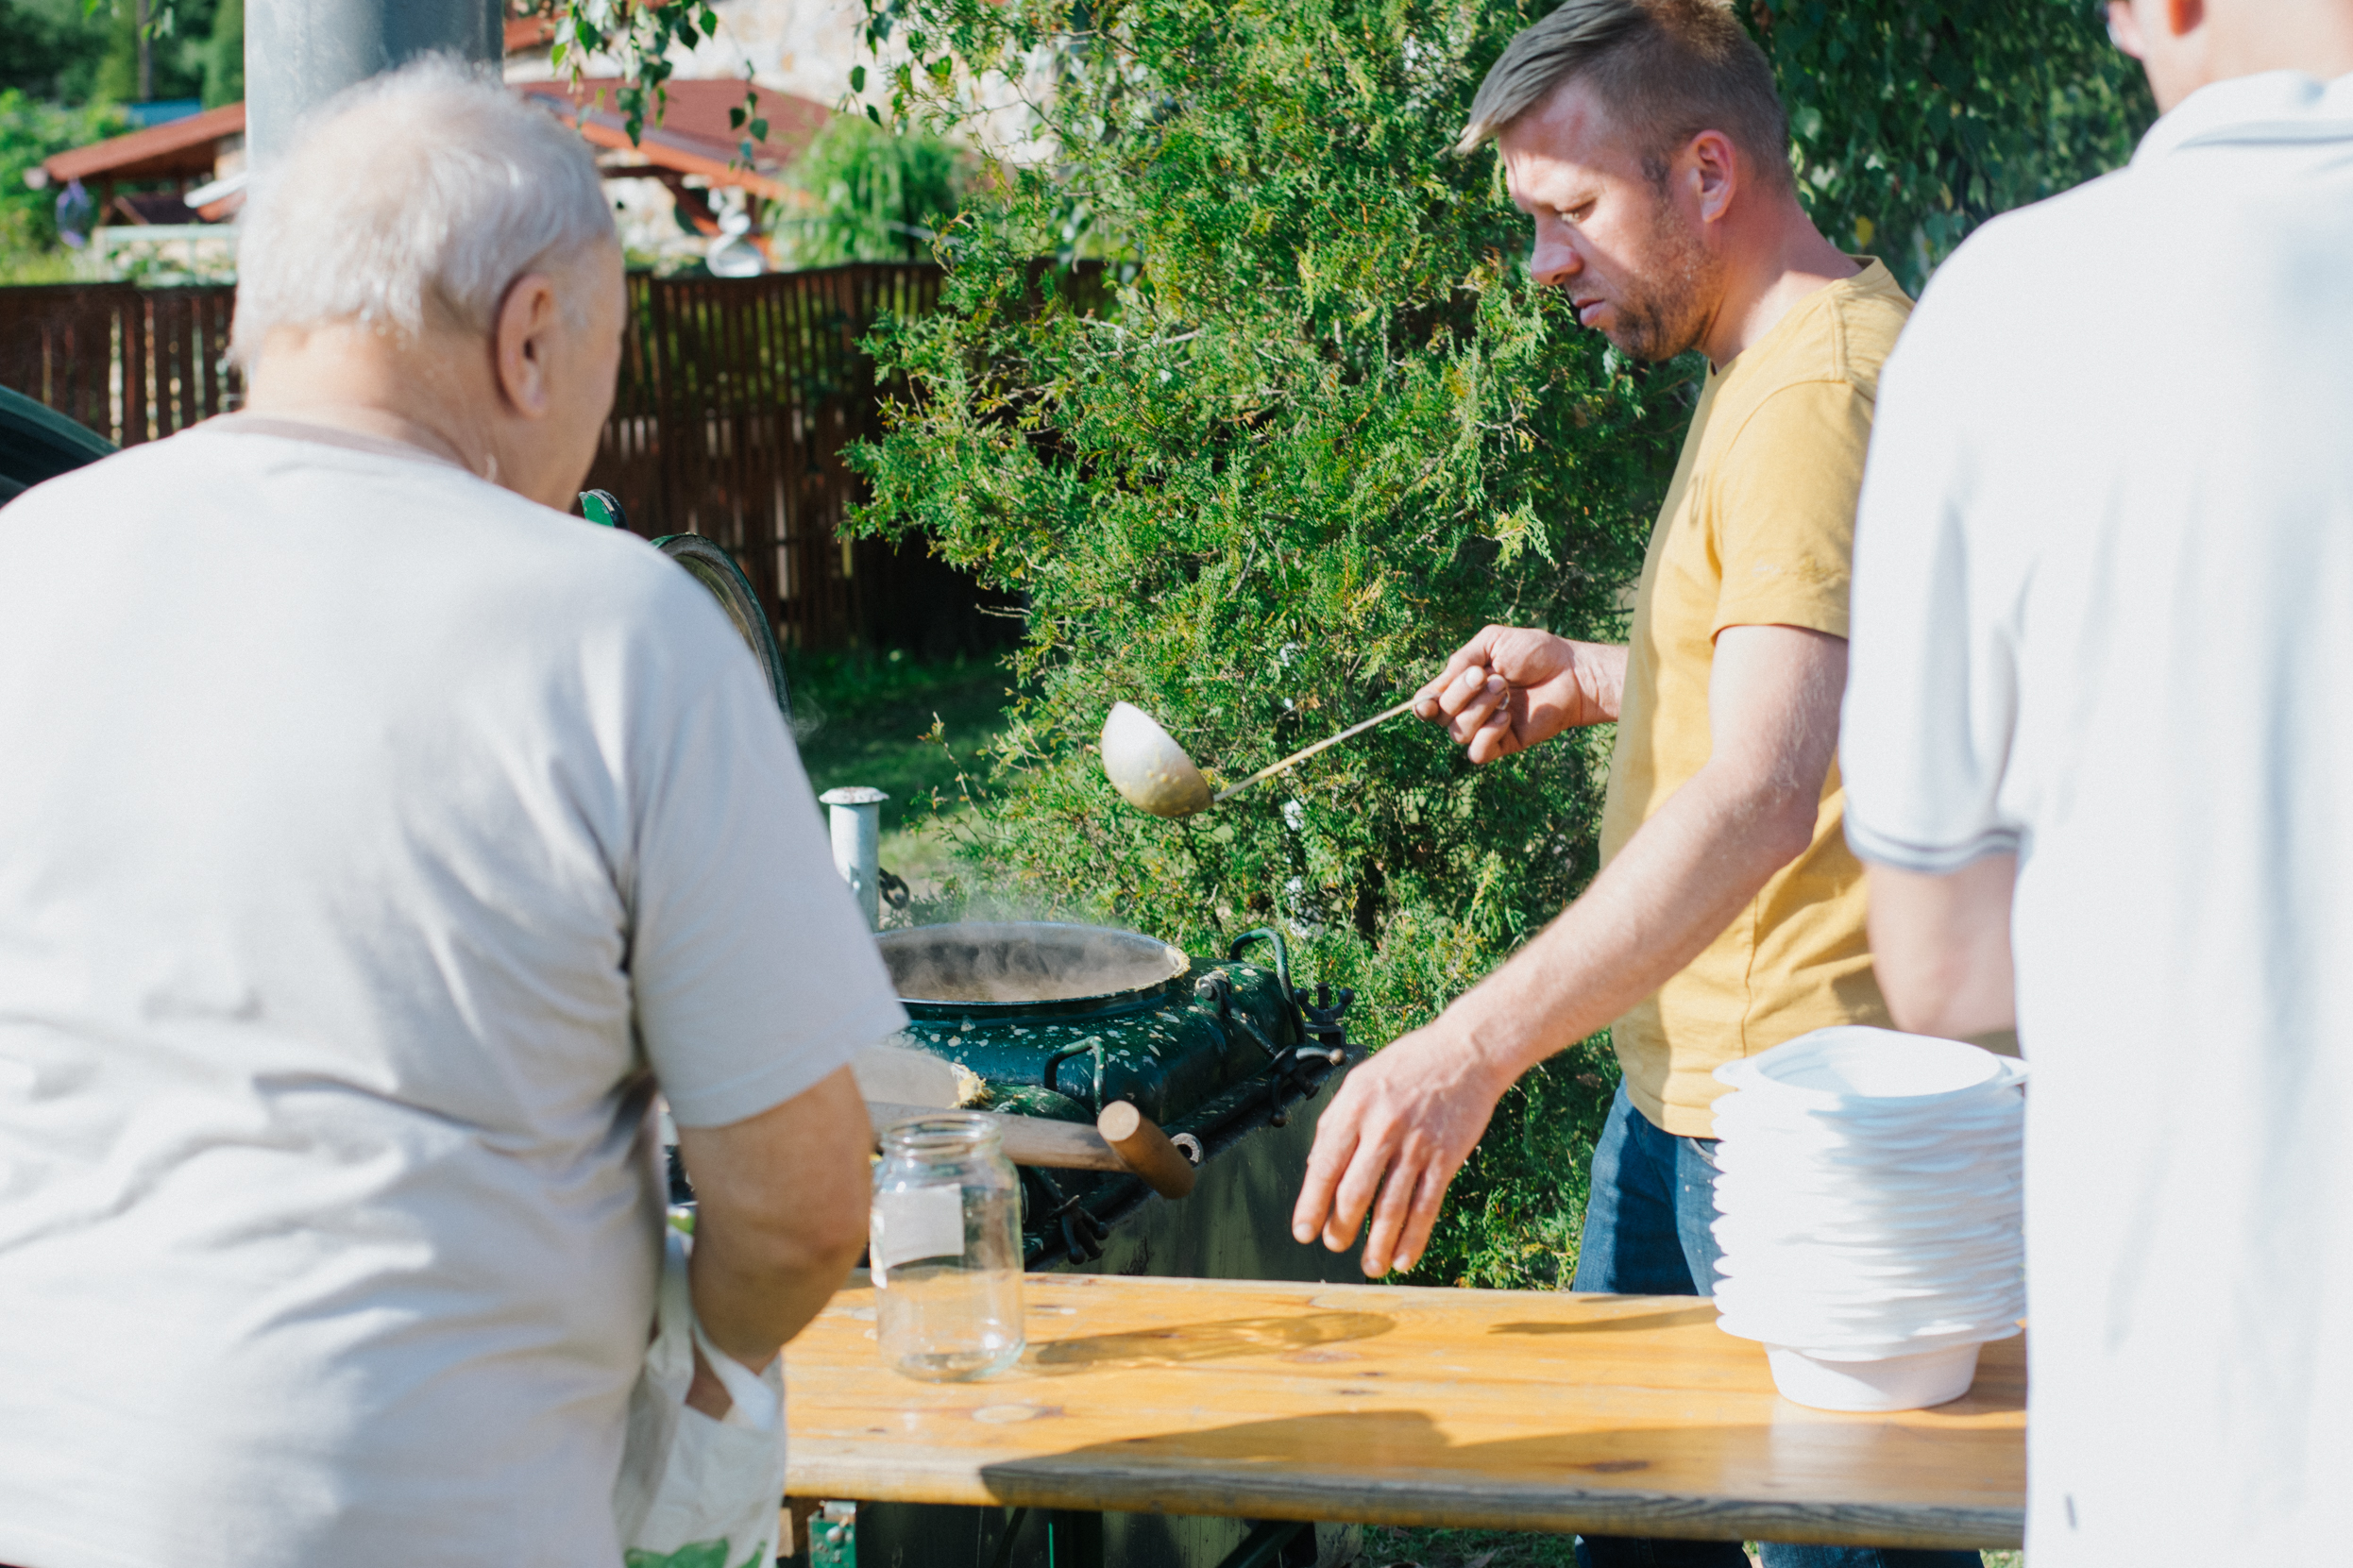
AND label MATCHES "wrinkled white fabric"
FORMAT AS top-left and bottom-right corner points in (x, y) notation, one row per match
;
(615, 1229), (788, 1566)
(1843, 71), (2353, 1566)
(0, 419), (905, 1568)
